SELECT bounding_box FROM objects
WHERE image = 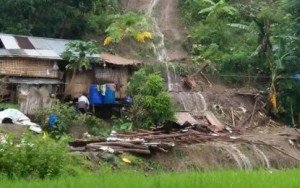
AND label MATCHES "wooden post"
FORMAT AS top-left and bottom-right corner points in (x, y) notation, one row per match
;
(231, 107), (235, 127)
(192, 63), (212, 87)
